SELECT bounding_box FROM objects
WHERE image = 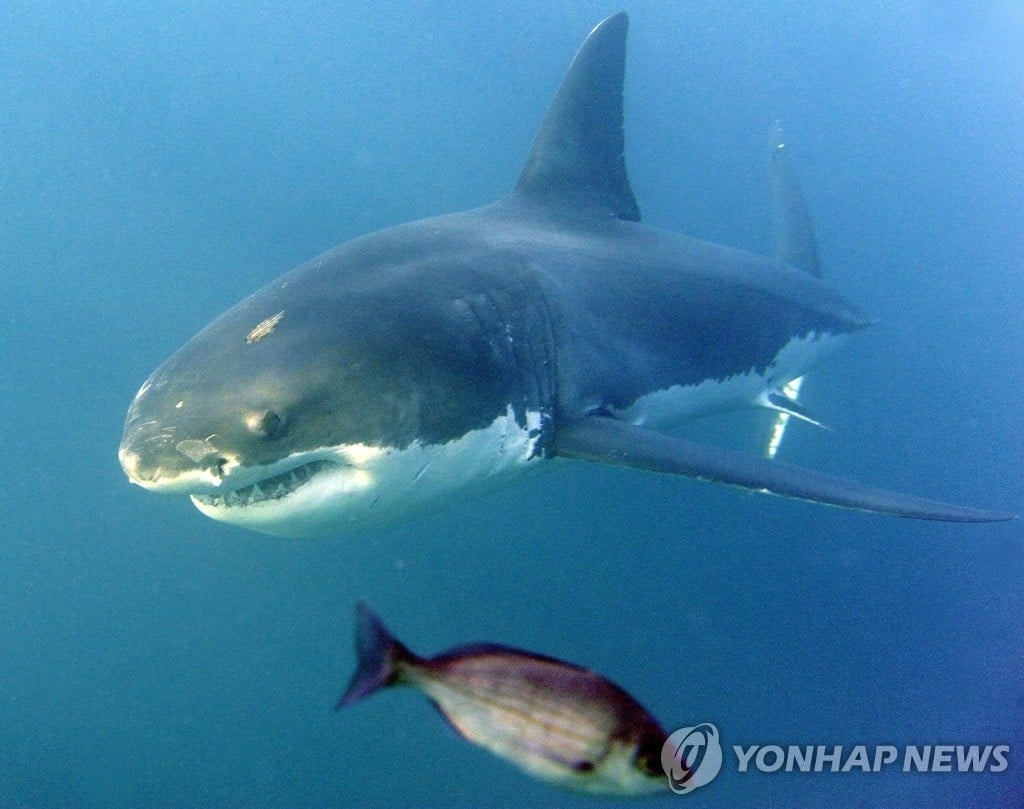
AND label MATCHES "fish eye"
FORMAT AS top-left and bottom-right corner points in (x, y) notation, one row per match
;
(633, 731), (667, 777)
(244, 410), (283, 439)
